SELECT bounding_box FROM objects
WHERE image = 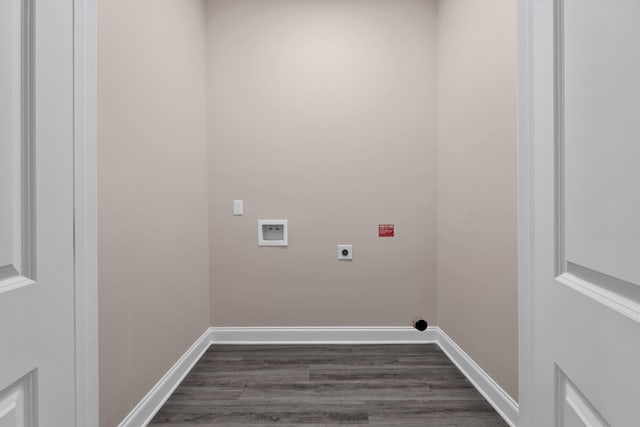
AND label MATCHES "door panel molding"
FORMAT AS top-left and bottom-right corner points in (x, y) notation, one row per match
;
(554, 0), (640, 319)
(20, 0), (36, 282)
(562, 0), (640, 286)
(558, 263), (640, 324)
(553, 0), (566, 277)
(0, 0), (35, 295)
(0, 371), (37, 427)
(556, 367), (608, 427)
